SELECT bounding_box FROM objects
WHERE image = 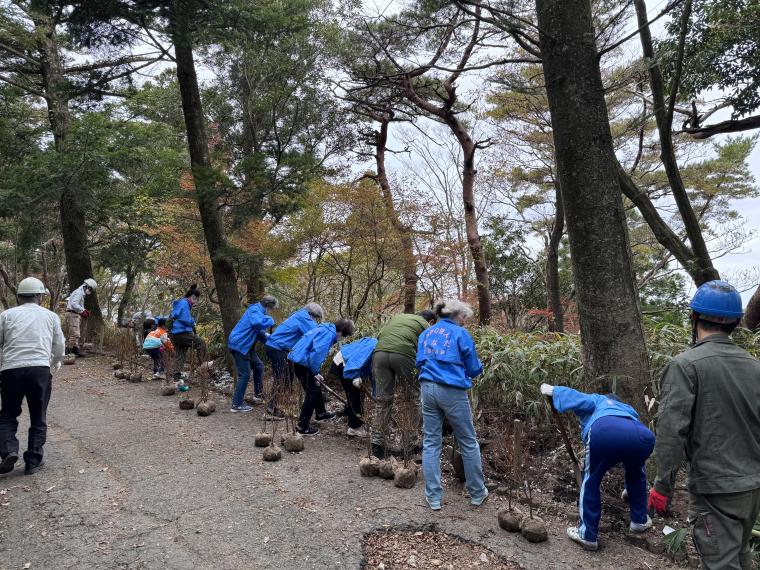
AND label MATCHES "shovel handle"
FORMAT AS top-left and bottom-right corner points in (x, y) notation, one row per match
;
(545, 394), (583, 488)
